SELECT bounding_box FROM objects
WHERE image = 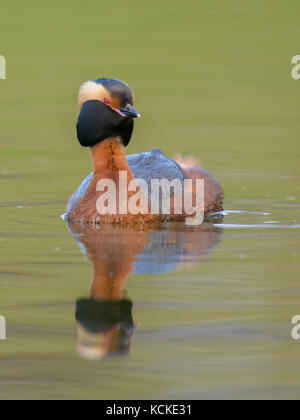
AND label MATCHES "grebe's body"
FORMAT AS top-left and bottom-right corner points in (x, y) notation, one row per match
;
(66, 78), (223, 224)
